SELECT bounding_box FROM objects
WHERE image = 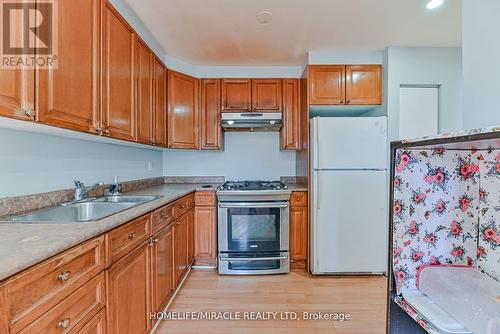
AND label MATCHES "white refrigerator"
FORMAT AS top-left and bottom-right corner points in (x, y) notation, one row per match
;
(310, 116), (388, 275)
